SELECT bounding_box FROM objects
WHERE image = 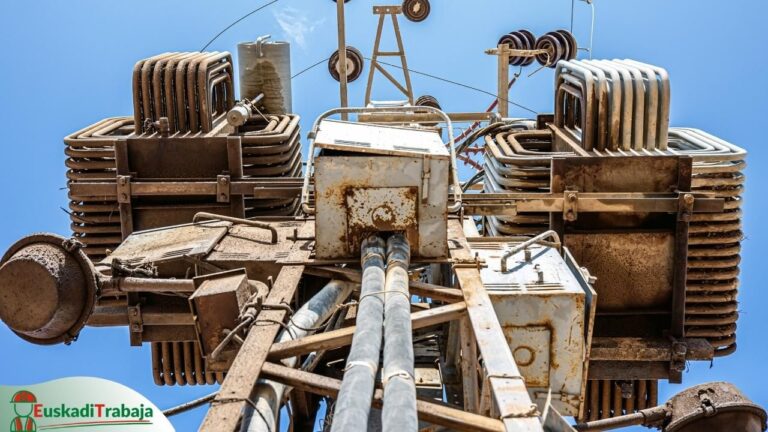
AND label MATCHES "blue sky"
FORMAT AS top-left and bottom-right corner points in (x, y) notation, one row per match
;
(0, 1), (766, 430)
